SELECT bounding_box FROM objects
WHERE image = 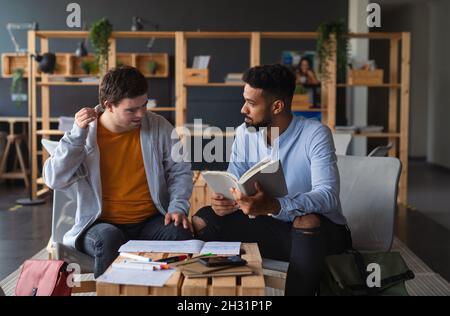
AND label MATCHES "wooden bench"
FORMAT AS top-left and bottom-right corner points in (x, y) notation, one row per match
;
(96, 243), (265, 296)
